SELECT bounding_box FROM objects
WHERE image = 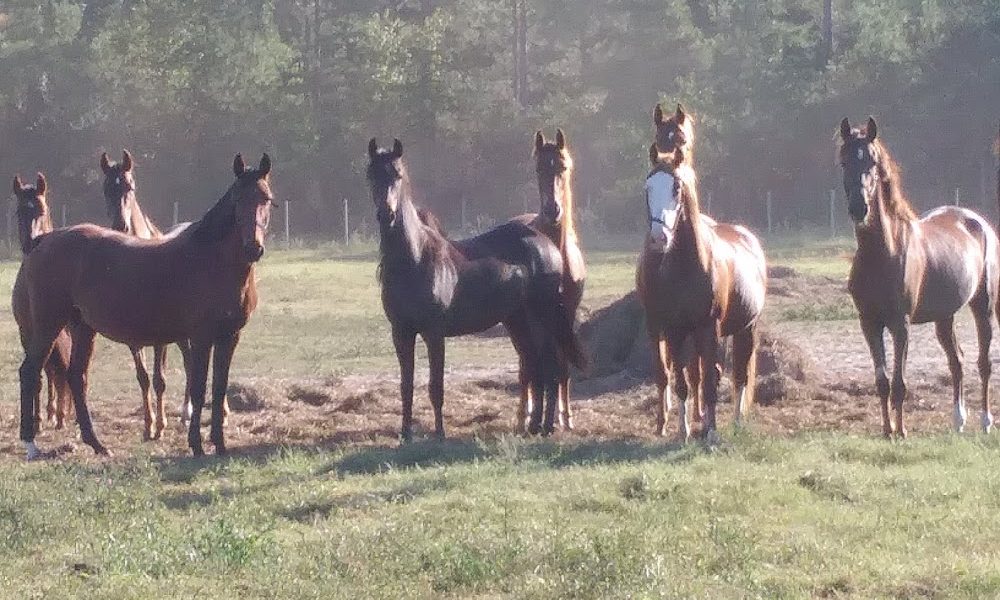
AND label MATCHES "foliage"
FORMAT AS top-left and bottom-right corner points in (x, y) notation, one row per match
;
(0, 1), (997, 234)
